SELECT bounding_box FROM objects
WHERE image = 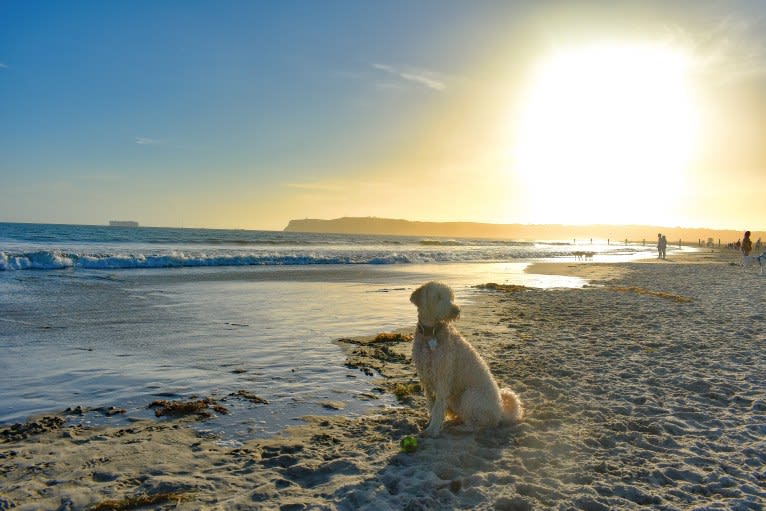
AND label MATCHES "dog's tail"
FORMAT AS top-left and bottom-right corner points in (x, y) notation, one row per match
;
(500, 388), (524, 424)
